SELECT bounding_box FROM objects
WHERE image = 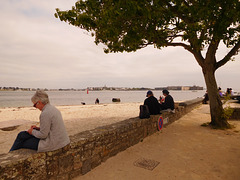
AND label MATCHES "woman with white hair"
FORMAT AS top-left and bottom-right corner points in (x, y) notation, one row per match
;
(10, 90), (70, 152)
